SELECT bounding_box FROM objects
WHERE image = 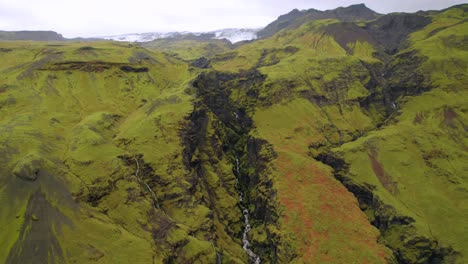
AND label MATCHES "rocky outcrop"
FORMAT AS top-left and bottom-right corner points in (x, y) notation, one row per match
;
(322, 13), (432, 56)
(365, 14), (432, 54)
(13, 154), (43, 181)
(190, 57), (211, 69)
